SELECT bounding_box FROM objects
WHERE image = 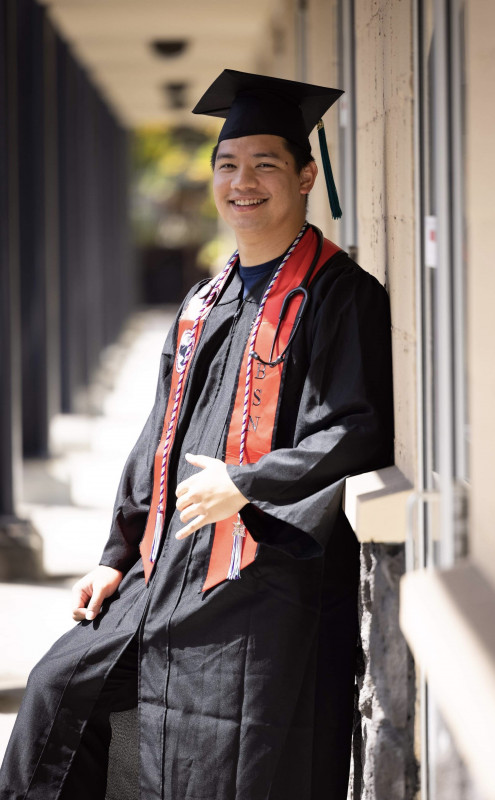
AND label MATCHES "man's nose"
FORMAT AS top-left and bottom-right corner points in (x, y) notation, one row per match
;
(231, 164), (257, 190)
